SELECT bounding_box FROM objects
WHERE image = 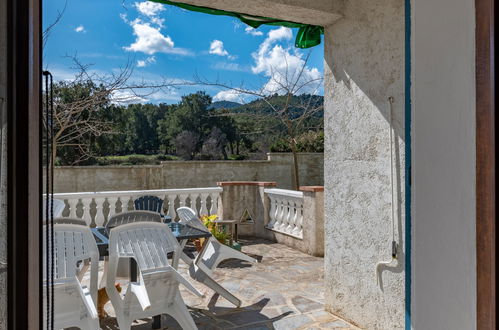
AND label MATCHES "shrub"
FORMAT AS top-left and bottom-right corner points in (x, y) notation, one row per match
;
(228, 154), (247, 160)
